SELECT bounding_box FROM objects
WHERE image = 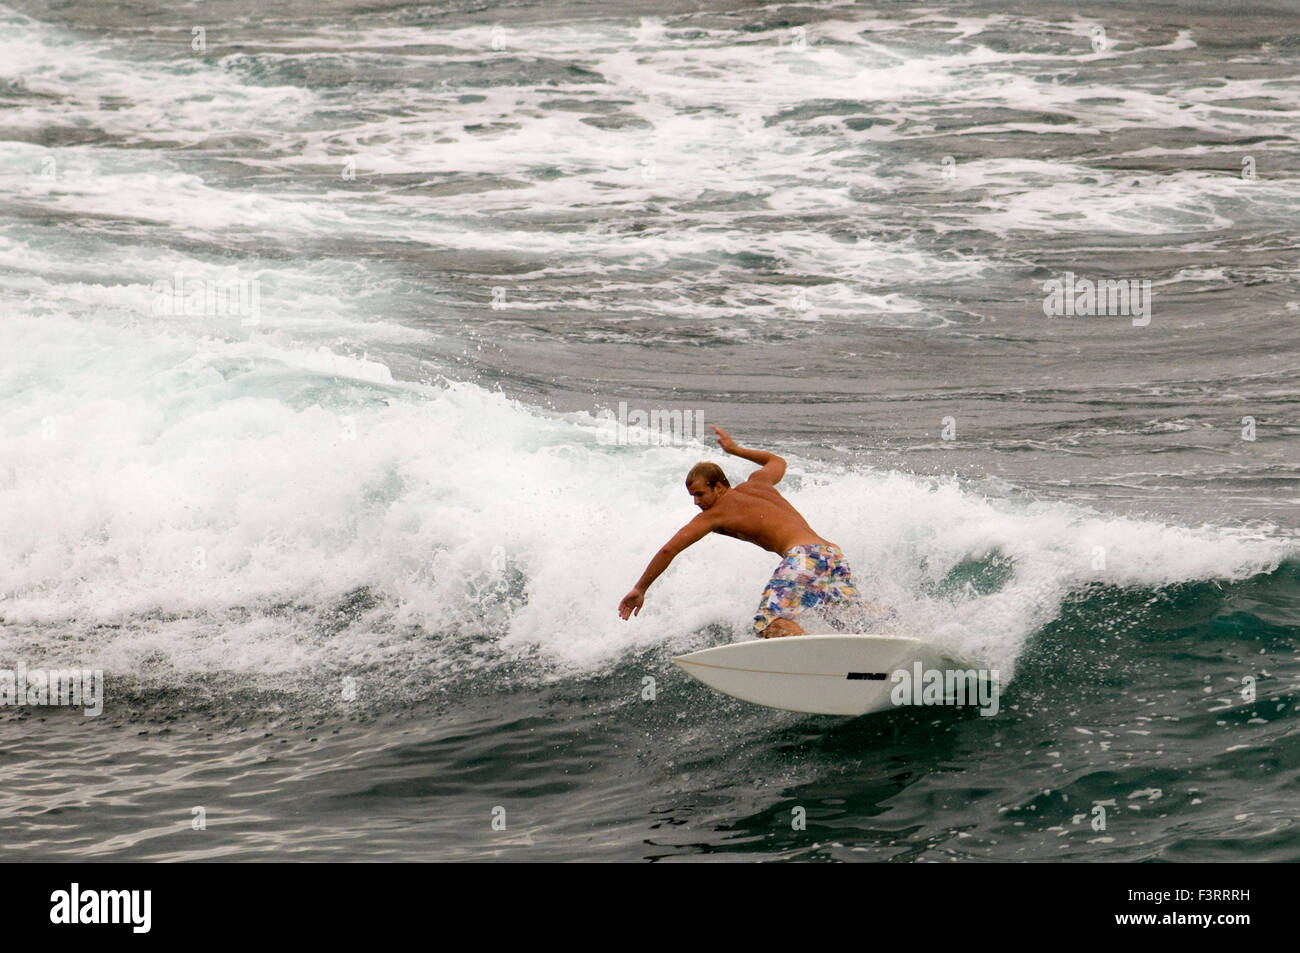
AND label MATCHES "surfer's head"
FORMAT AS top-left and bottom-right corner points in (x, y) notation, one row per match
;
(686, 462), (729, 510)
